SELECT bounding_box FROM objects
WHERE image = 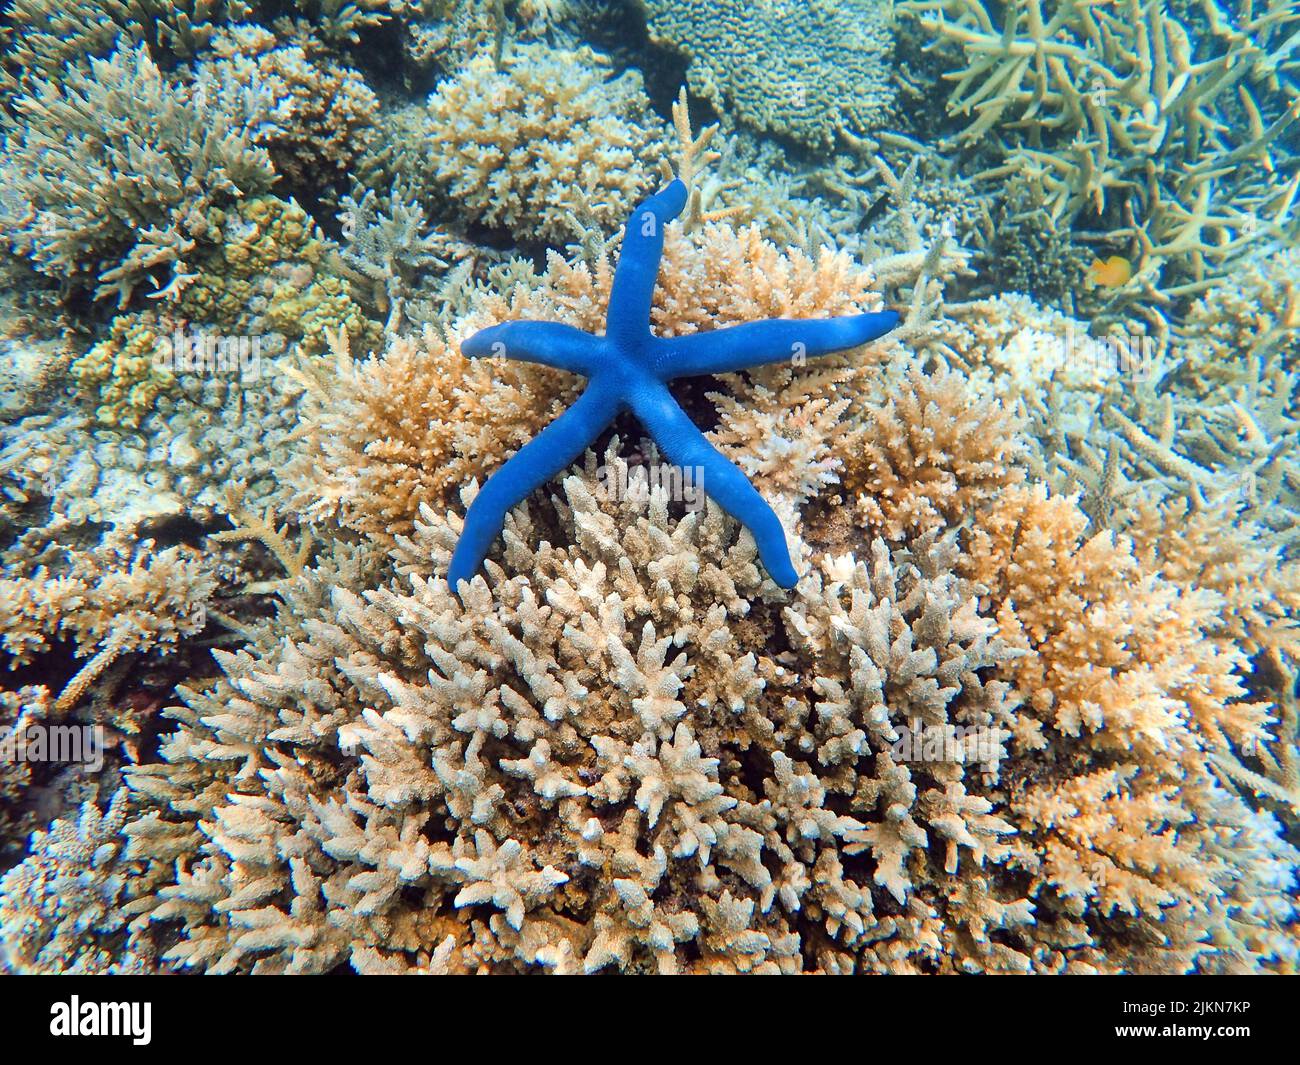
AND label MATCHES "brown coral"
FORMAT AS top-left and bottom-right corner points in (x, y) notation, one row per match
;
(841, 359), (1028, 542)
